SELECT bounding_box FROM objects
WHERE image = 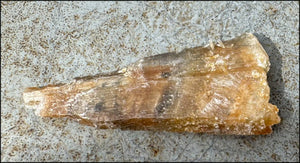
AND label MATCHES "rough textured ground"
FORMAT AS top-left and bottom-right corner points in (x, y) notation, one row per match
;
(1, 1), (299, 162)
